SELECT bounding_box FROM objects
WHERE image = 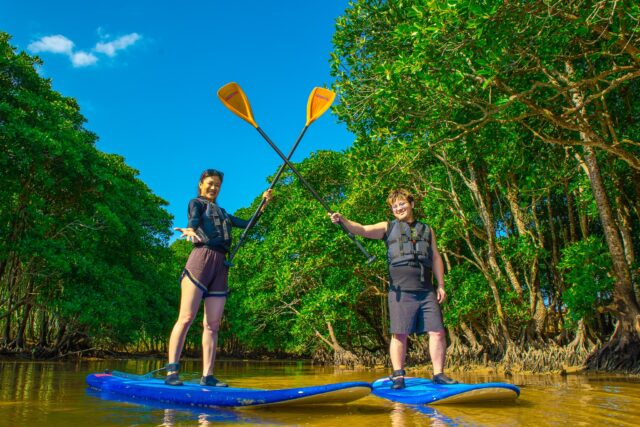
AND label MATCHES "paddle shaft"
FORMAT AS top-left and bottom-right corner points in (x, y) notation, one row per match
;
(255, 126), (375, 263)
(225, 125), (310, 266)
